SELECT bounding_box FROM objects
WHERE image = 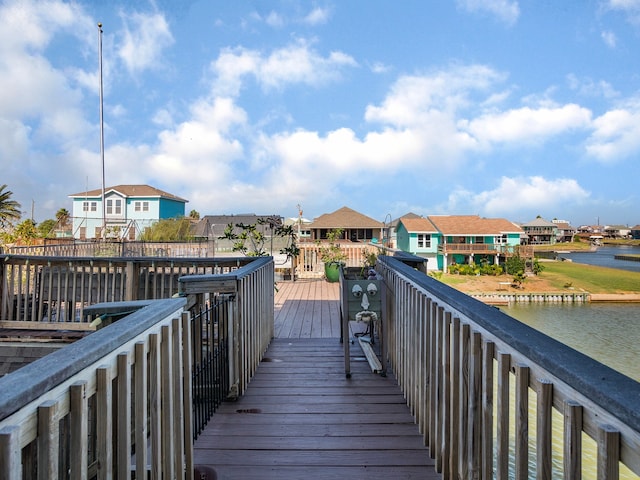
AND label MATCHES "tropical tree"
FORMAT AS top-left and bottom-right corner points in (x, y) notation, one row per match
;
(189, 209), (200, 220)
(14, 219), (38, 244)
(56, 208), (70, 228)
(0, 184), (22, 228)
(38, 219), (57, 238)
(139, 217), (194, 241)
